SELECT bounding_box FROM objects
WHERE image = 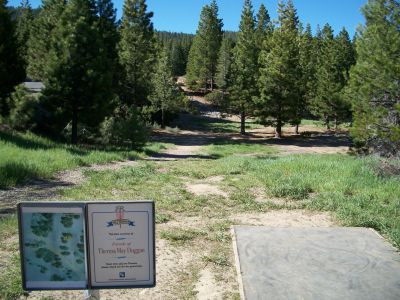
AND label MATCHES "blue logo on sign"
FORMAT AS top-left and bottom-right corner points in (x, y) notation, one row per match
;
(119, 272), (126, 278)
